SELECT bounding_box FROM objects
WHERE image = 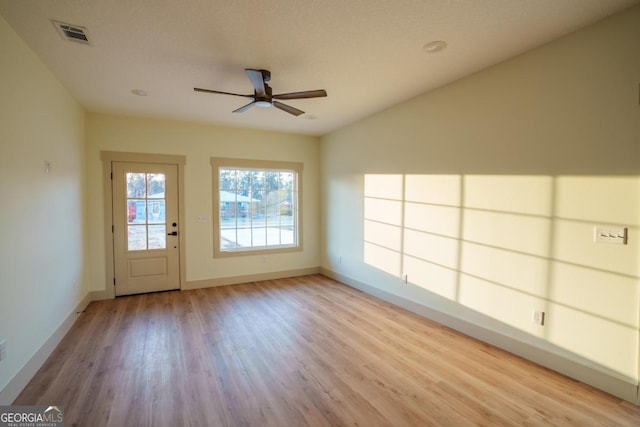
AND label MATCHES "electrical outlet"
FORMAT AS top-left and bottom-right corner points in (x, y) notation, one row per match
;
(0, 339), (7, 362)
(532, 310), (545, 326)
